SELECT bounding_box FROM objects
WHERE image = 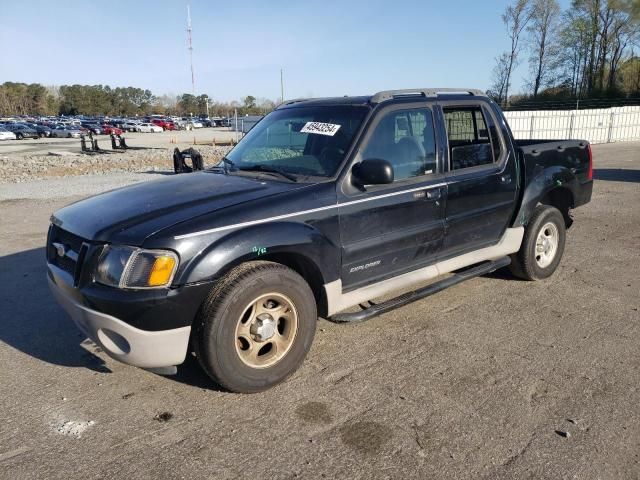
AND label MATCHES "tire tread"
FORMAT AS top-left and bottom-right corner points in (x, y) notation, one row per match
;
(194, 261), (315, 393)
(509, 205), (566, 281)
